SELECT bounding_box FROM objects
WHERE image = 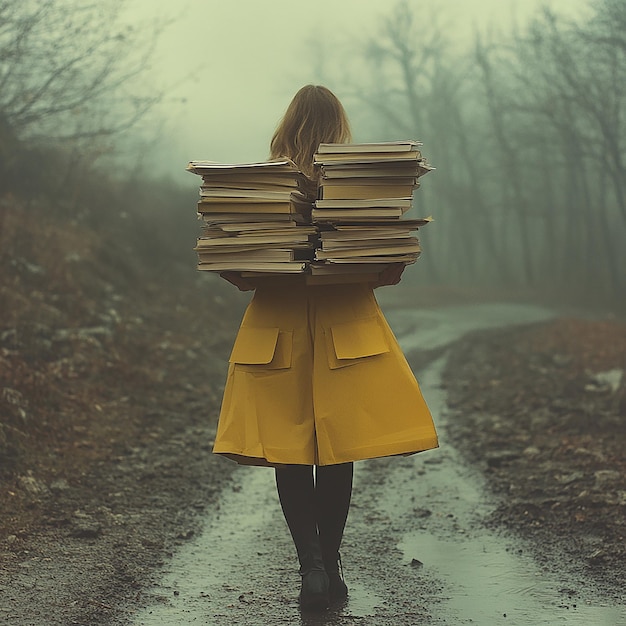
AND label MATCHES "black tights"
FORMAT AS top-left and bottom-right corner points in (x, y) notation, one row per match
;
(275, 463), (353, 565)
